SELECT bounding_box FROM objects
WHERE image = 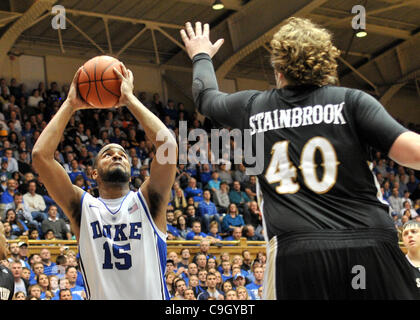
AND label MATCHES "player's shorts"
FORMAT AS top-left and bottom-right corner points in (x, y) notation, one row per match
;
(263, 228), (420, 300)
